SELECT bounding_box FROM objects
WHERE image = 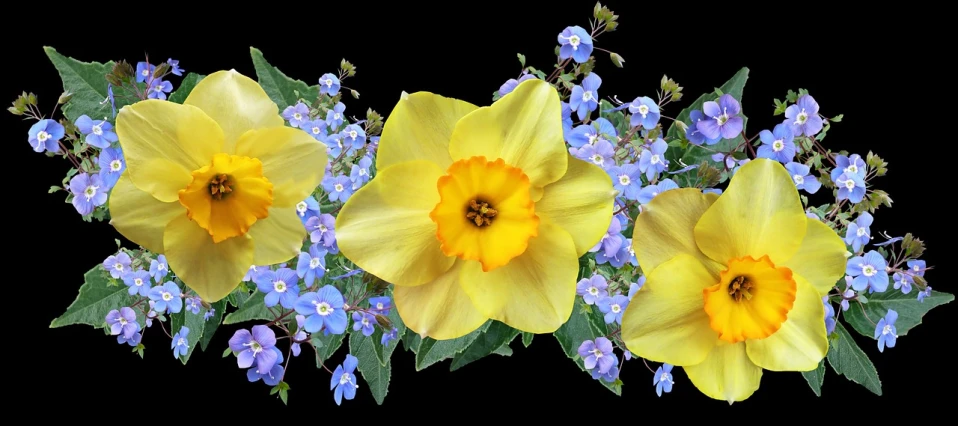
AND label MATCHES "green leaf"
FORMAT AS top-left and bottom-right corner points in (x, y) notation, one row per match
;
(349, 332), (391, 405)
(493, 342), (514, 356)
(50, 266), (133, 329)
(665, 67), (750, 168)
(521, 332), (534, 348)
(311, 332), (345, 369)
(222, 291), (272, 325)
(222, 347), (232, 358)
(44, 47), (123, 123)
(167, 73), (206, 104)
(801, 360), (825, 397)
(517, 53), (526, 67)
(199, 299), (227, 351)
(844, 290), (953, 338)
(170, 304), (207, 364)
(554, 299), (620, 395)
(826, 322), (882, 396)
(249, 47), (319, 110)
(402, 331), (421, 353)
(449, 321), (520, 371)
(415, 321), (492, 370)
